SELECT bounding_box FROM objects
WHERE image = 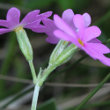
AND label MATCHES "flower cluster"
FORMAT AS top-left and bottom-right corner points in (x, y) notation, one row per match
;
(0, 7), (110, 66)
(33, 9), (110, 66)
